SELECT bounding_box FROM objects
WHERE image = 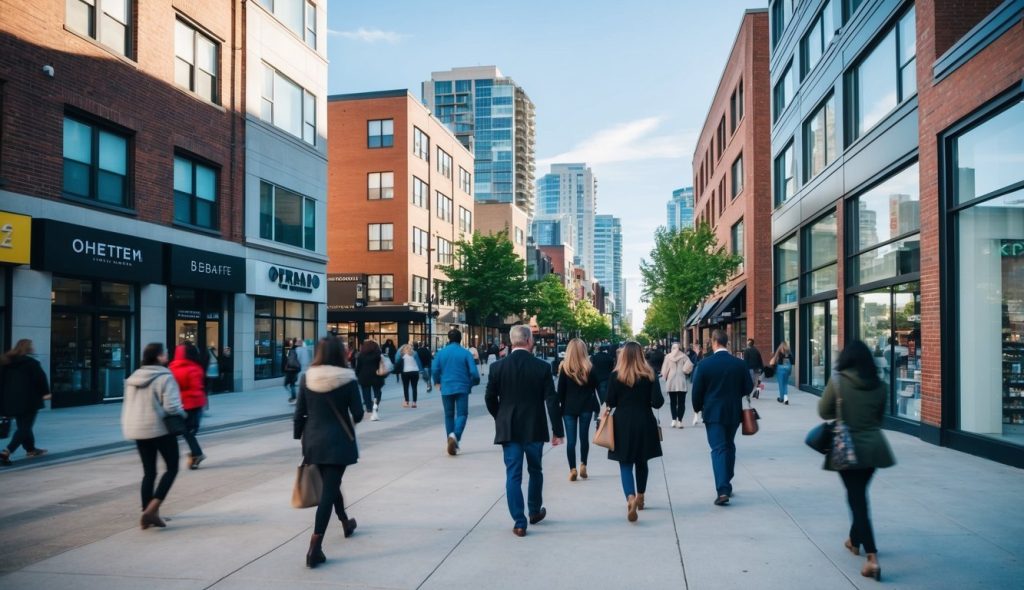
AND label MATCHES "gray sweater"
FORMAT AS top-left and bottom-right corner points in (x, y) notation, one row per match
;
(121, 365), (186, 440)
